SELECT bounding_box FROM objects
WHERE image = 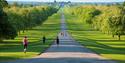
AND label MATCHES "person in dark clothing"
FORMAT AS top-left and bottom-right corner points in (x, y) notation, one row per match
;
(43, 36), (46, 44)
(56, 36), (59, 45)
